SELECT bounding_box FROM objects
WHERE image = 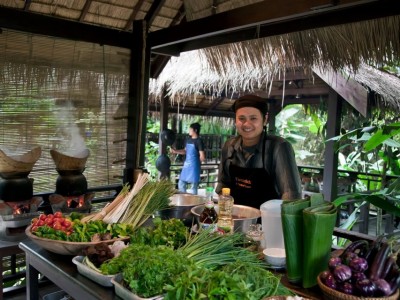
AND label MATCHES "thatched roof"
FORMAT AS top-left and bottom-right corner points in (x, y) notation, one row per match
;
(149, 14), (400, 114)
(1, 0), (399, 115)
